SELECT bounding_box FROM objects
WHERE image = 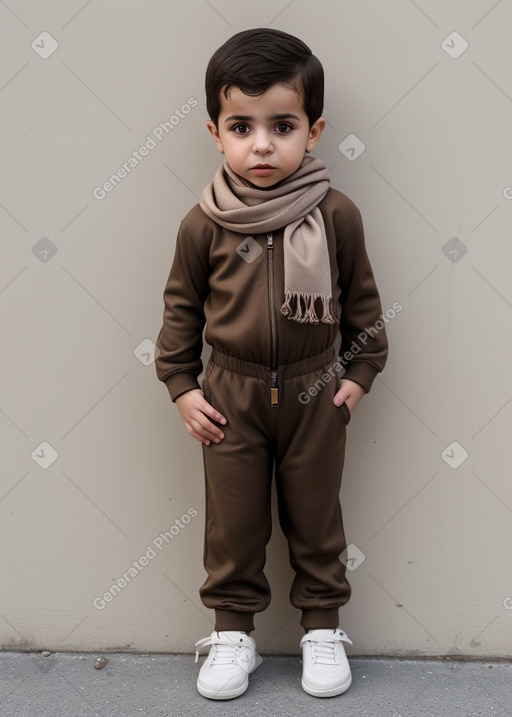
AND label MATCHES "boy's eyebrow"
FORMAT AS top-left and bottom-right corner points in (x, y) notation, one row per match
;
(224, 113), (301, 123)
